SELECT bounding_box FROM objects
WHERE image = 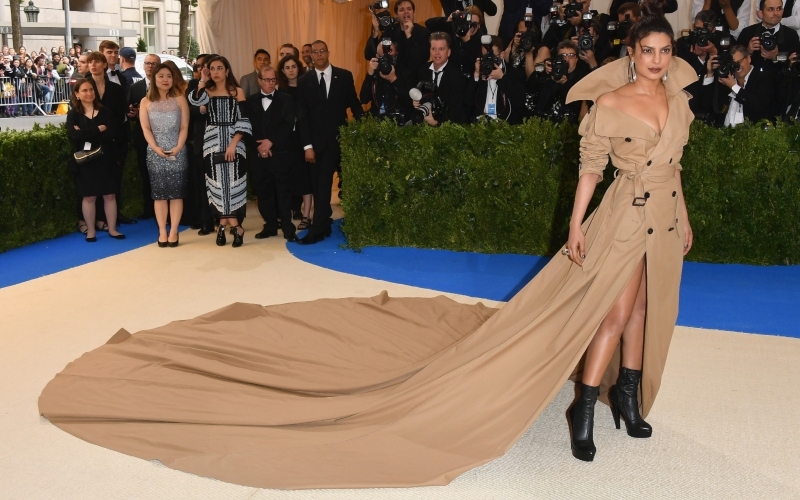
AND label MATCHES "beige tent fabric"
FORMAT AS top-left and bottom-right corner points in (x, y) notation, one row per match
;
(39, 59), (697, 489)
